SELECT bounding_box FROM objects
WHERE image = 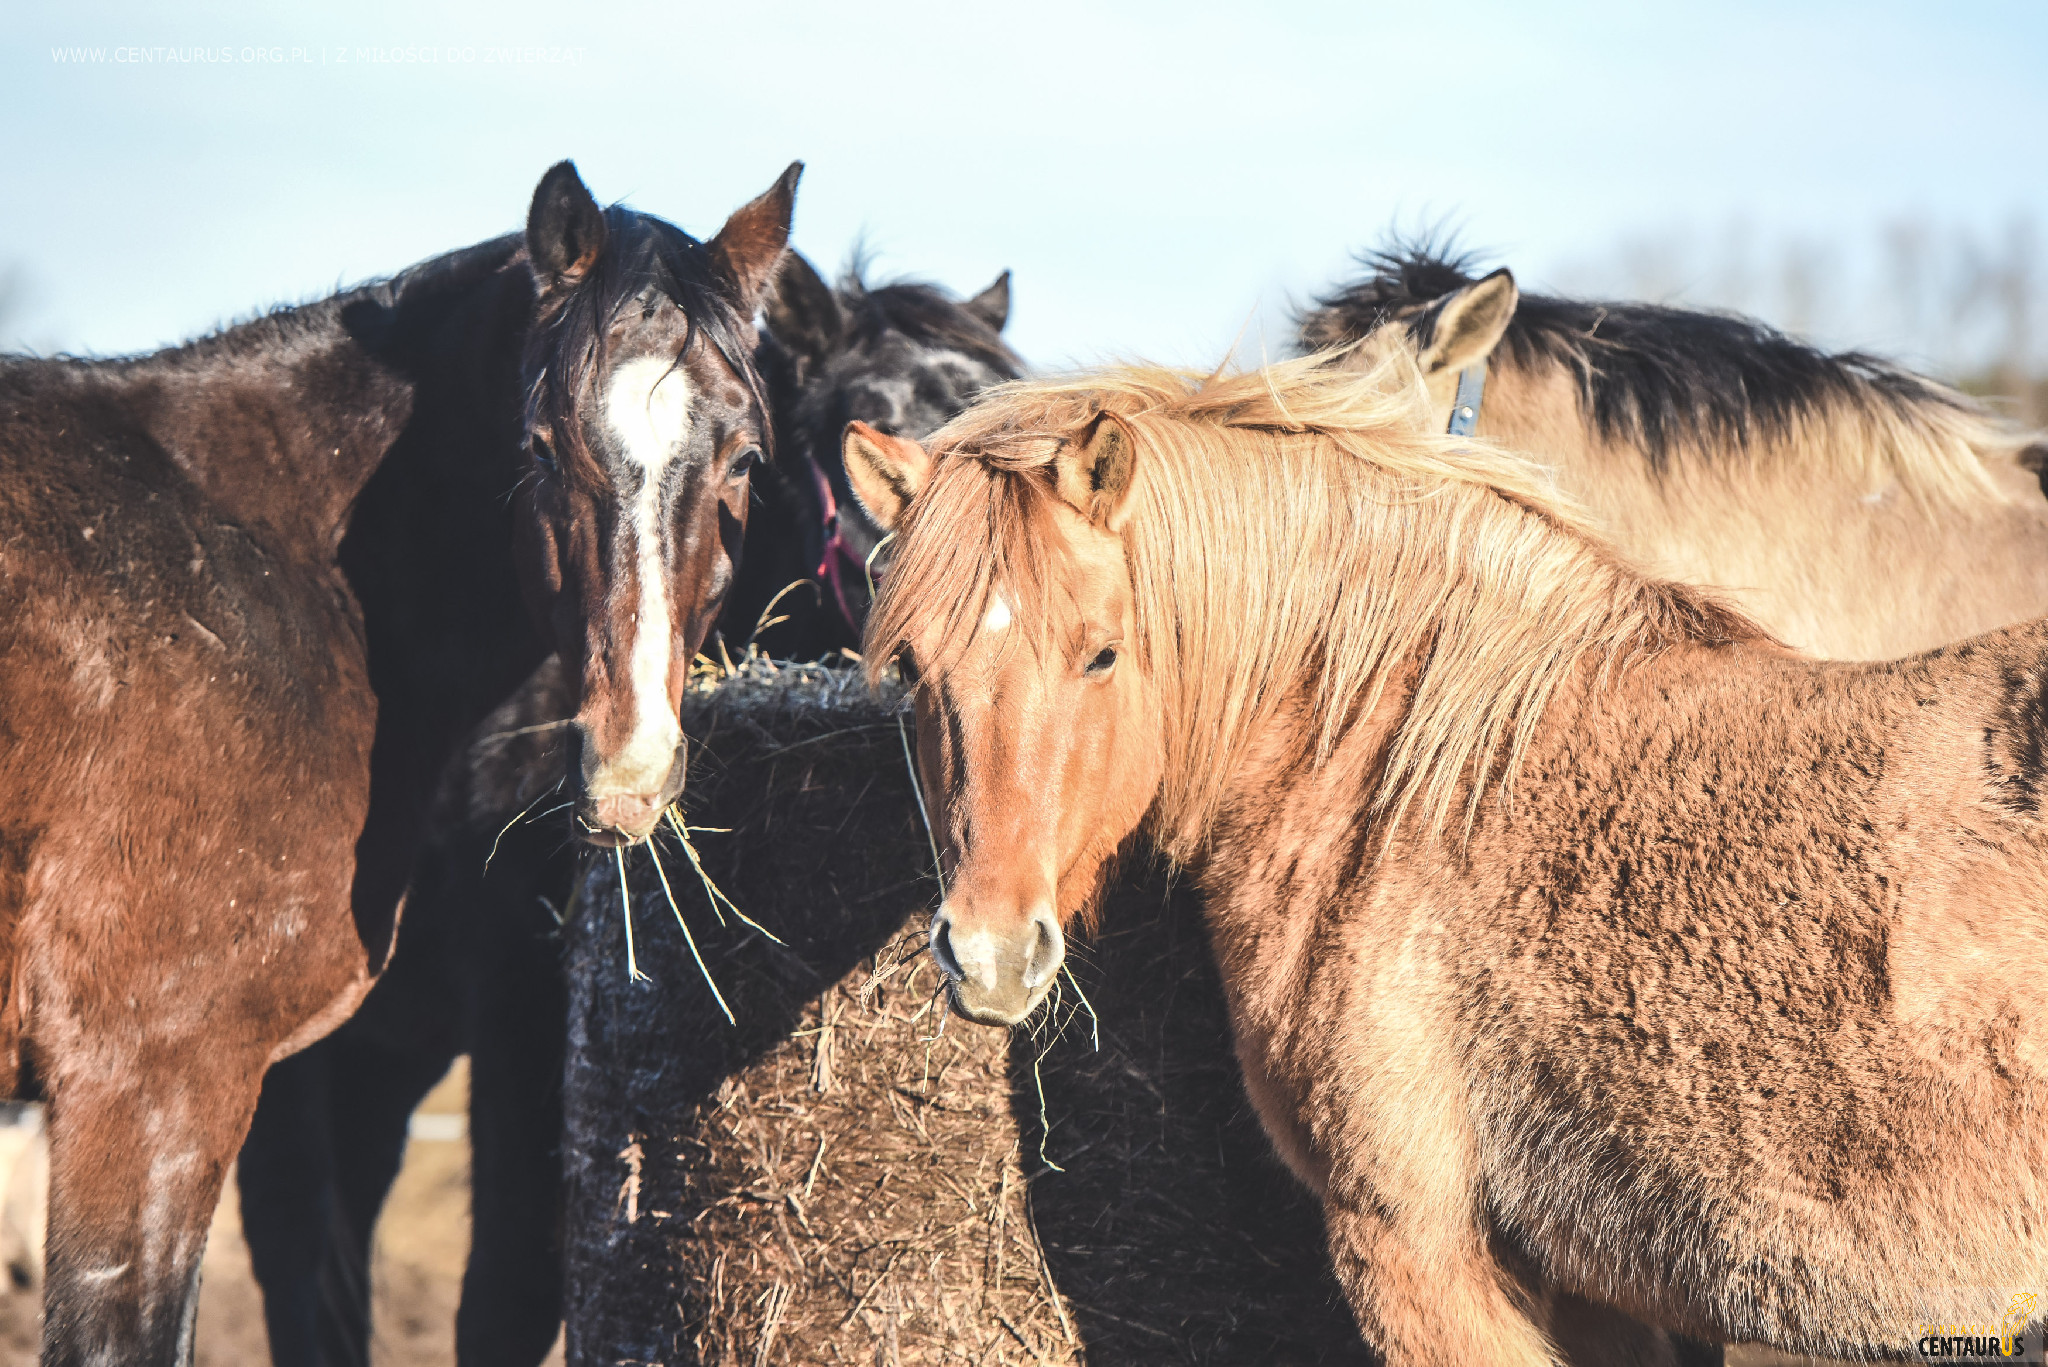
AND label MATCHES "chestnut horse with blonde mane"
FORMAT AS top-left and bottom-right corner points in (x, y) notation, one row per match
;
(1301, 245), (2048, 661)
(847, 355), (2048, 1366)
